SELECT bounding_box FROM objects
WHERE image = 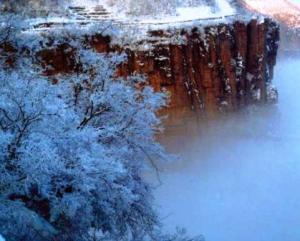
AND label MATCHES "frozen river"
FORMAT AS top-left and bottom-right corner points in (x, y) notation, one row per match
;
(153, 57), (300, 241)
